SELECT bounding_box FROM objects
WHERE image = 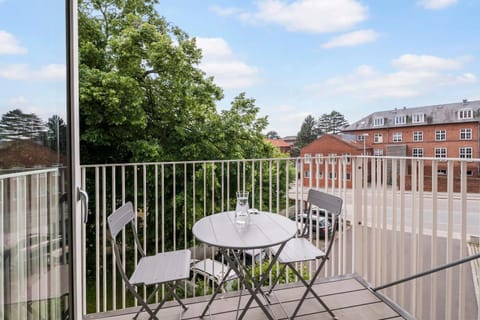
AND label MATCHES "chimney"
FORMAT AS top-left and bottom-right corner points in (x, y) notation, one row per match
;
(463, 99), (468, 104)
